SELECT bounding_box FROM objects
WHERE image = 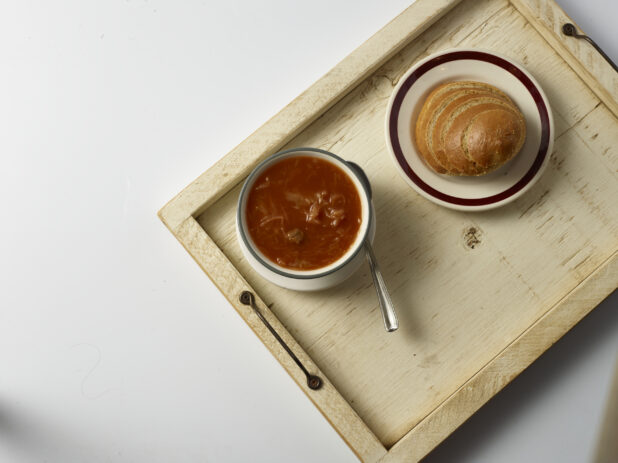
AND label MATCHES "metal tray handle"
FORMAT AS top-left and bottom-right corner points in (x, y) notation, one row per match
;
(240, 291), (323, 390)
(562, 23), (618, 73)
